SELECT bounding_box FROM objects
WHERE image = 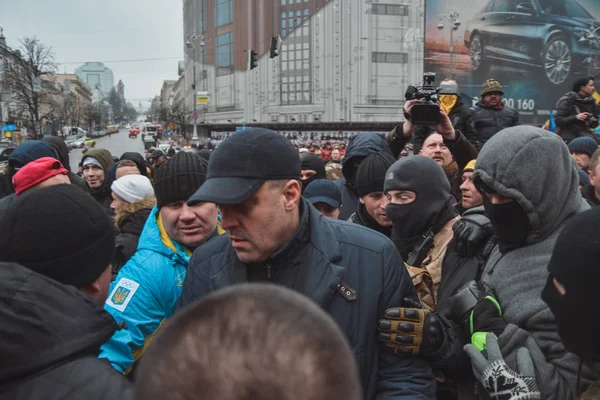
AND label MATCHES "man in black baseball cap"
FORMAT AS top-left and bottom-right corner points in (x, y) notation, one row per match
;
(181, 128), (435, 400)
(303, 178), (342, 219)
